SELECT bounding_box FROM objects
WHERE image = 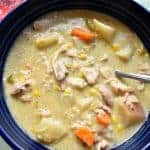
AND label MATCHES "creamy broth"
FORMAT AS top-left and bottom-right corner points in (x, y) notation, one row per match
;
(4, 10), (150, 150)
